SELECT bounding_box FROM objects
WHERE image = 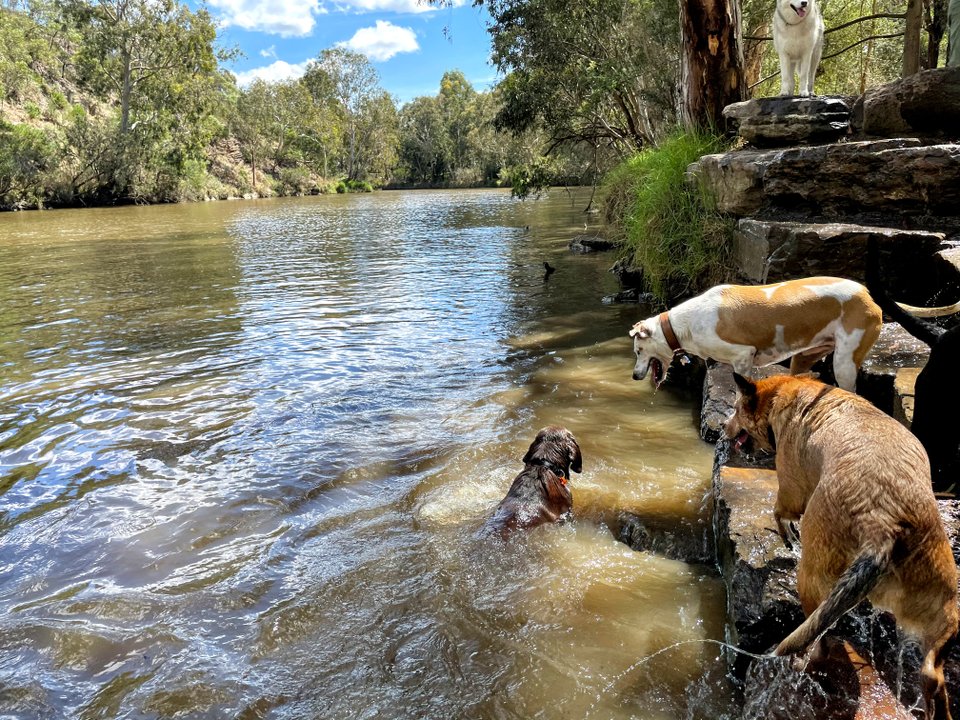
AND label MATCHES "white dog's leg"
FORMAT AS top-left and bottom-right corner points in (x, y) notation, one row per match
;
(778, 54), (796, 96)
(806, 36), (823, 96)
(797, 56), (812, 97)
(731, 351), (758, 378)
